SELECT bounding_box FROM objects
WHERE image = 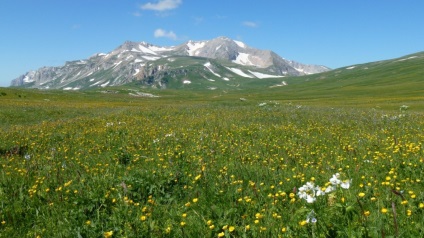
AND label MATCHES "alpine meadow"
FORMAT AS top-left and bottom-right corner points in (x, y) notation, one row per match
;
(1, 41), (424, 237)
